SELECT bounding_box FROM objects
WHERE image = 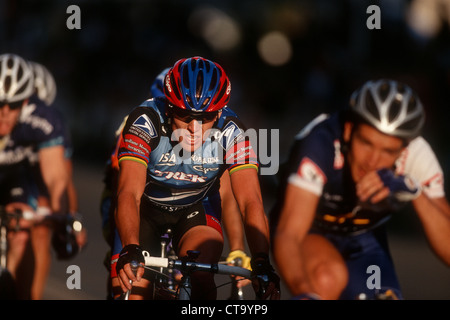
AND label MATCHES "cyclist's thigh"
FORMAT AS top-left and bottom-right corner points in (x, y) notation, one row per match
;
(177, 225), (224, 262)
(175, 201), (224, 262)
